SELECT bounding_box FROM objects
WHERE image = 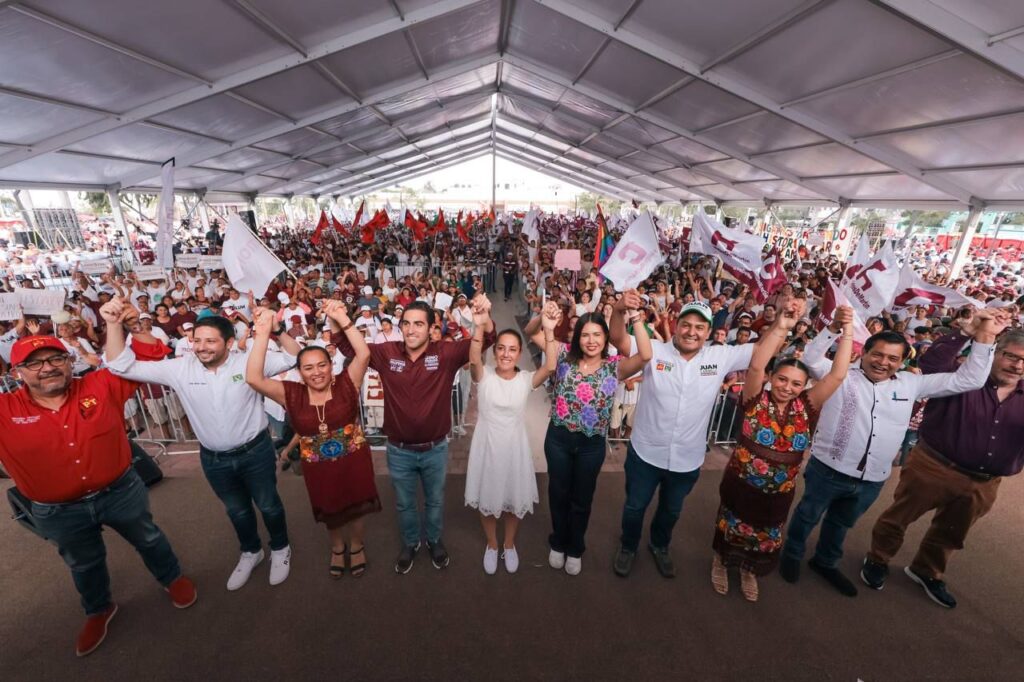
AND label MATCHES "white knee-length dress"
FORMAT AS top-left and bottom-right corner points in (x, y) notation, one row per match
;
(464, 364), (539, 518)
